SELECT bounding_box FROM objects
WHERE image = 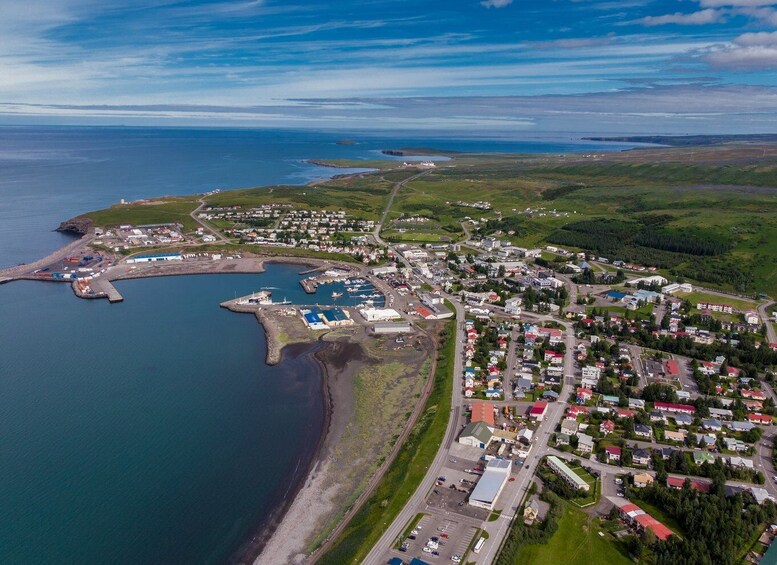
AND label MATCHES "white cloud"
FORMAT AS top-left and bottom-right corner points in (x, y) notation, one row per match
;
(704, 31), (777, 68)
(698, 0), (777, 7)
(481, 0), (513, 8)
(636, 9), (724, 26)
